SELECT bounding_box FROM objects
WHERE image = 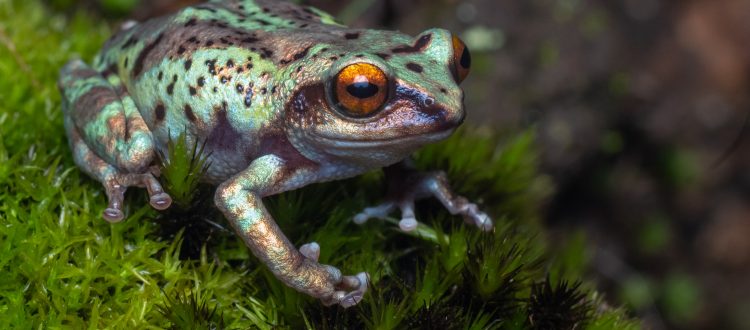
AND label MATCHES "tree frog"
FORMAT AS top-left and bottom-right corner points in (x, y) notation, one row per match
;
(58, 0), (490, 308)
